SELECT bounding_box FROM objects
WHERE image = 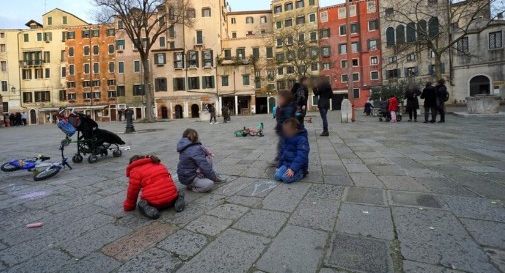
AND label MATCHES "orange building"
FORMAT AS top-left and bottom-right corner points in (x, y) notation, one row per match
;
(64, 24), (117, 120)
